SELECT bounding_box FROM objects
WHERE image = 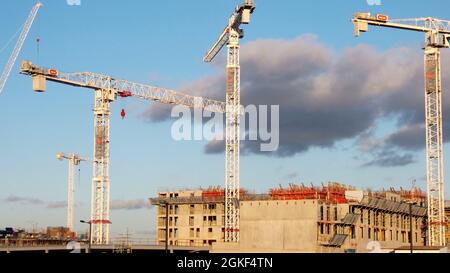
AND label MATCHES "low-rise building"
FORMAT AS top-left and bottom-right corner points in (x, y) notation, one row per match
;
(46, 227), (75, 240)
(150, 183), (429, 253)
(151, 189), (225, 247)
